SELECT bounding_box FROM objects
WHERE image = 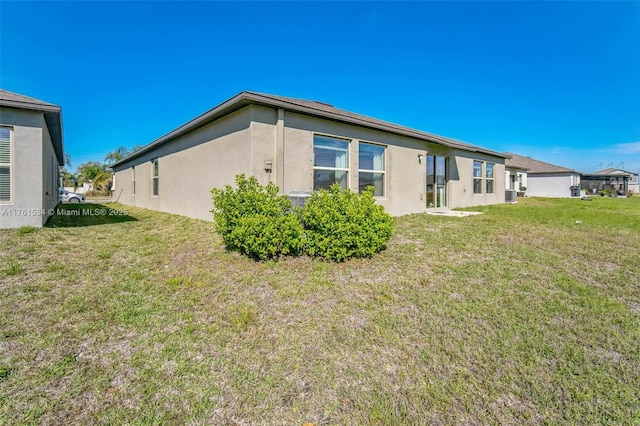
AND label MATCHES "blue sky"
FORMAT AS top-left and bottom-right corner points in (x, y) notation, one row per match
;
(2, 1), (639, 174)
